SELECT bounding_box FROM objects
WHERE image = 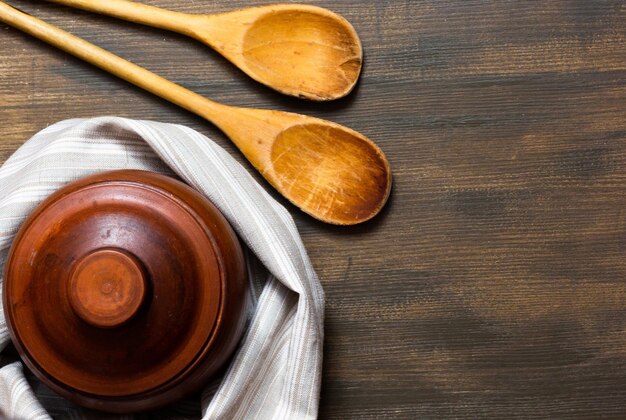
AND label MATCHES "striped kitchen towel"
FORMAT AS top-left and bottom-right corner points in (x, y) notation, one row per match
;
(0, 117), (324, 420)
